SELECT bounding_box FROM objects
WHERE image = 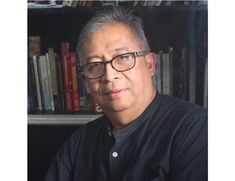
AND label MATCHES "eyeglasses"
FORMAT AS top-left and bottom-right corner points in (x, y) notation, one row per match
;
(81, 50), (149, 79)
